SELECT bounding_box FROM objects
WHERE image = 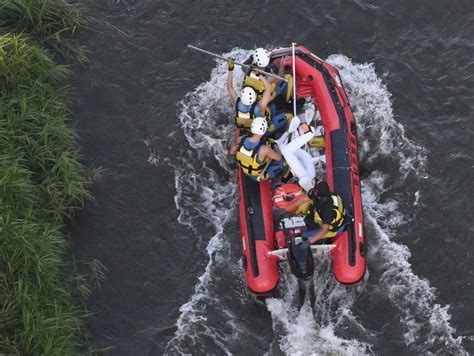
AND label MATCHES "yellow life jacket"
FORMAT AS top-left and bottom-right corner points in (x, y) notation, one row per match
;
(235, 98), (272, 130)
(305, 194), (346, 233)
(235, 138), (270, 178)
(235, 99), (257, 129)
(243, 69), (277, 101)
